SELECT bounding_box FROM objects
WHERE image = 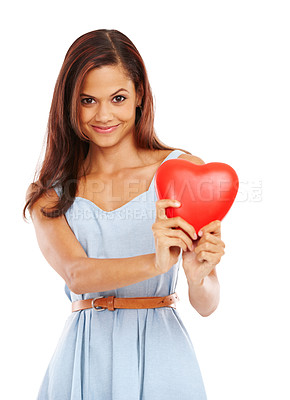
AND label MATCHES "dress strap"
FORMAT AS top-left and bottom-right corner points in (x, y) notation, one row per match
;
(148, 149), (186, 191)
